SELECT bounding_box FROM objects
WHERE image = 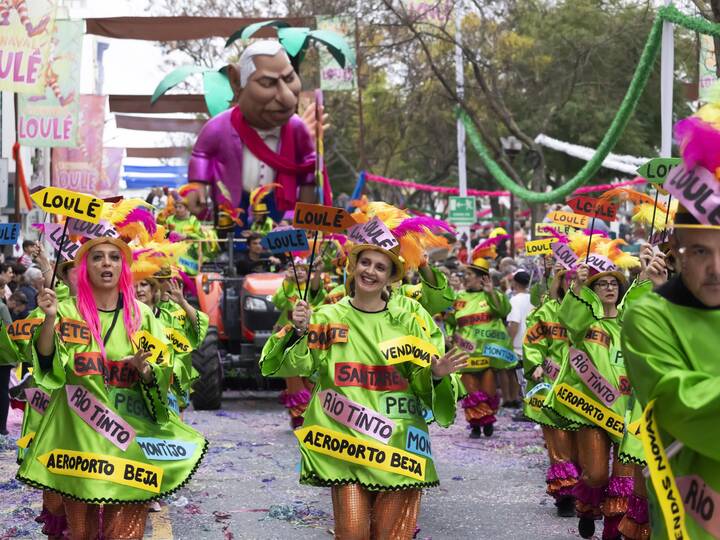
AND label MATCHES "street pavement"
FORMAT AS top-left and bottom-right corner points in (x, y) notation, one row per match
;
(0, 392), (592, 539)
